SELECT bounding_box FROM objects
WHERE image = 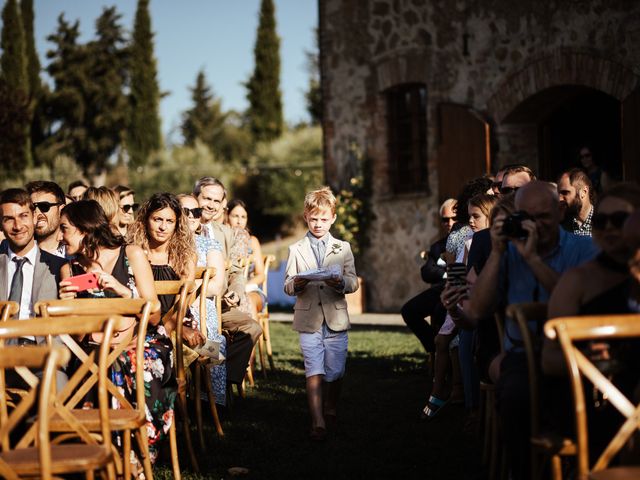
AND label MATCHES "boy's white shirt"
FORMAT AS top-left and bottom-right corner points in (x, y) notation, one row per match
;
(284, 232), (358, 333)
